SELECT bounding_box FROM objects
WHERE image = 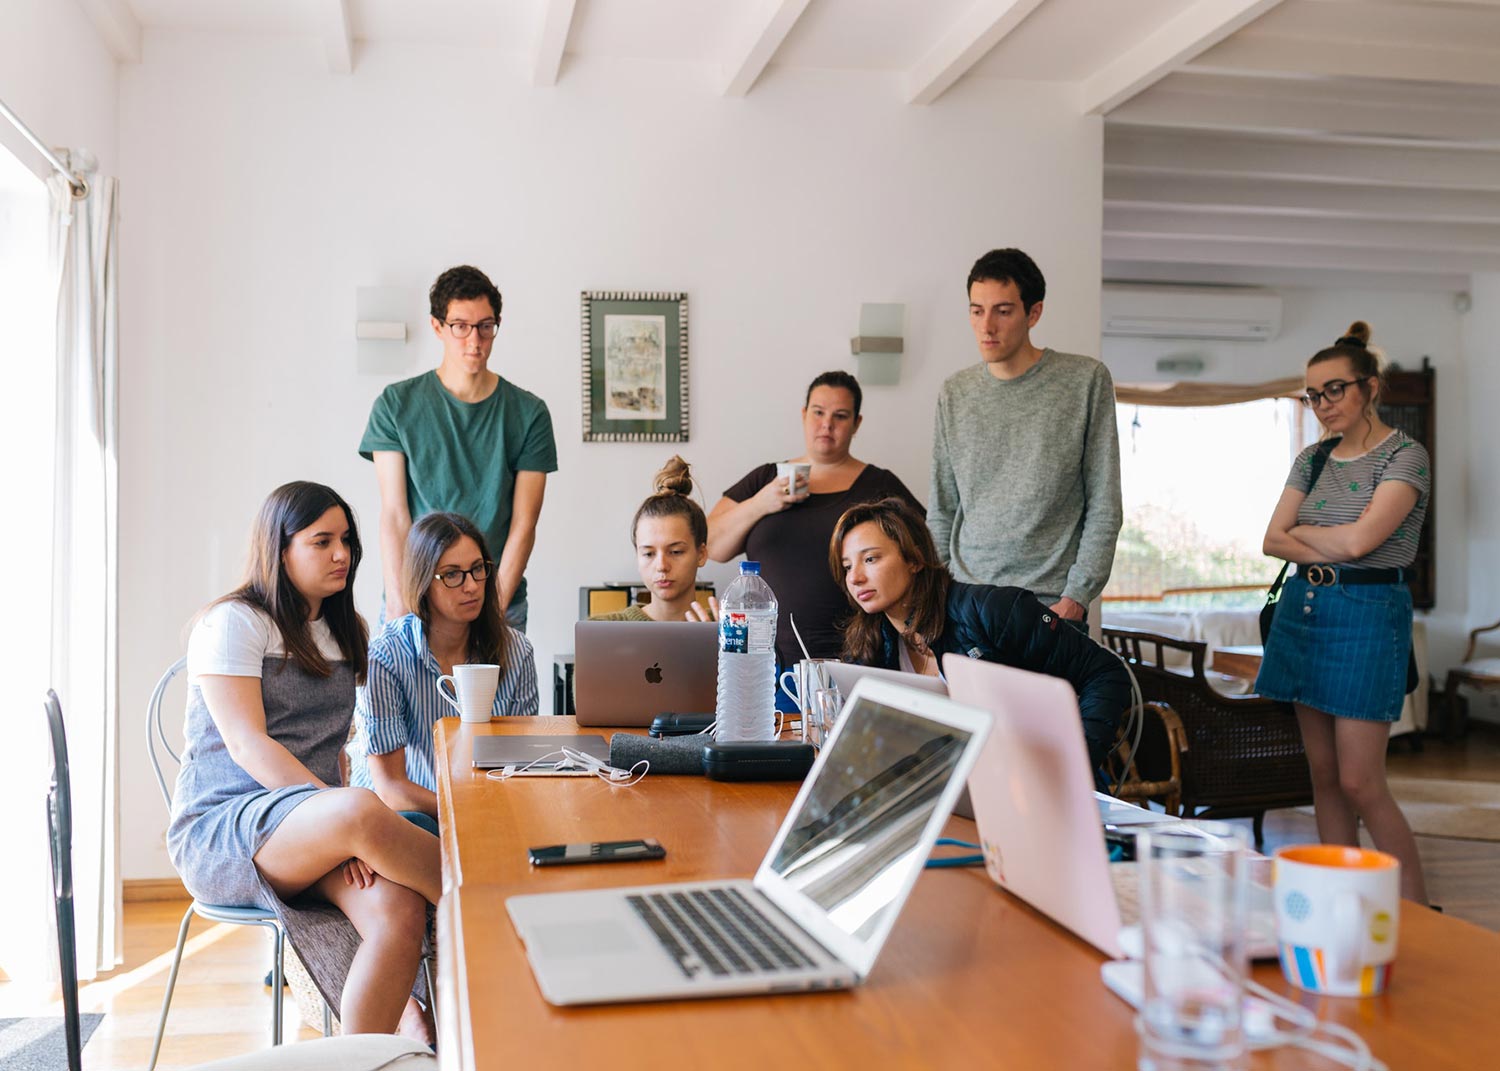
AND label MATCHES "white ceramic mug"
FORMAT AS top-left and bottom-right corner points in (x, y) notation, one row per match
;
(778, 658), (836, 713)
(775, 462), (811, 502)
(436, 663), (500, 724)
(1273, 844), (1400, 996)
